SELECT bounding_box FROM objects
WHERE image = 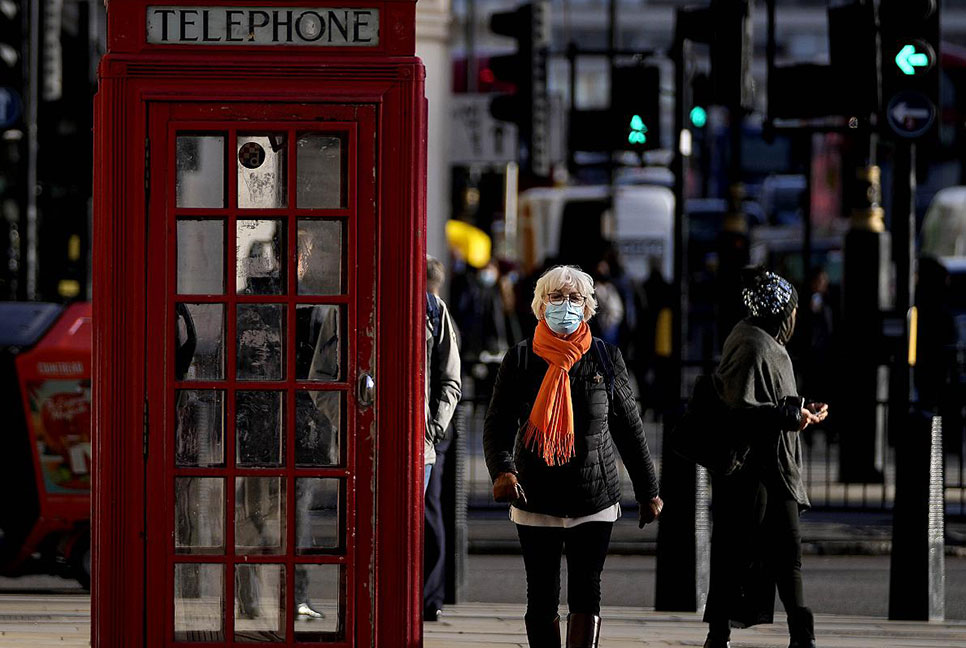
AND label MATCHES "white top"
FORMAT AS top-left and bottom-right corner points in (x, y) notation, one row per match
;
(510, 502), (622, 528)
